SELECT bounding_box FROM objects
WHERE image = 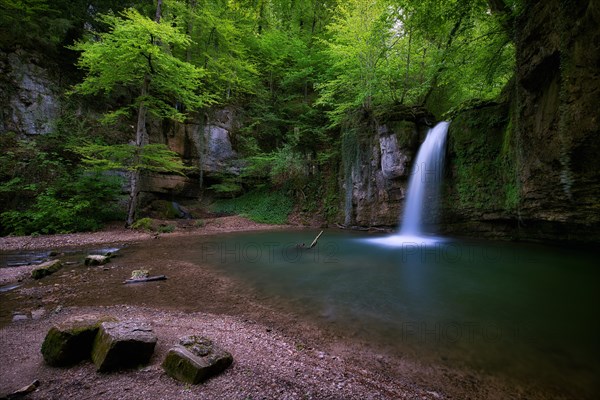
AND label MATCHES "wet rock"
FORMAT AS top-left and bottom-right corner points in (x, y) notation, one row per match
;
(12, 313), (28, 322)
(41, 315), (116, 367)
(31, 308), (46, 320)
(31, 260), (62, 279)
(91, 321), (157, 372)
(162, 335), (233, 384)
(85, 255), (110, 266)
